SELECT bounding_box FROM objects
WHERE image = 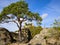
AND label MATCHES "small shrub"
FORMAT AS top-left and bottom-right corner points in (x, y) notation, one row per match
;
(28, 26), (42, 38)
